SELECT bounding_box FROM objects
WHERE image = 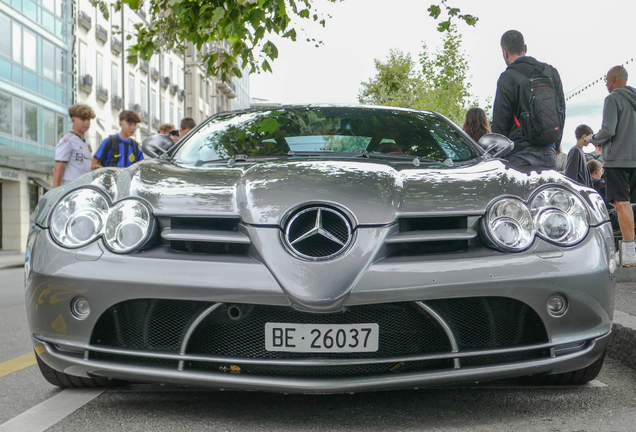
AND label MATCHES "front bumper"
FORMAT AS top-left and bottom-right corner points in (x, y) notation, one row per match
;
(33, 332), (610, 393)
(26, 222), (616, 393)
